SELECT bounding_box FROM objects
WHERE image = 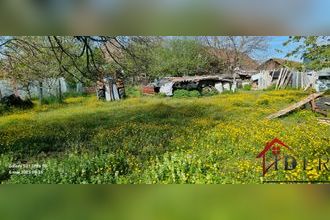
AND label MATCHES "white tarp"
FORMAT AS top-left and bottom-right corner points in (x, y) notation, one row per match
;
(159, 81), (174, 96)
(223, 83), (231, 91)
(215, 83), (223, 93)
(251, 73), (261, 81)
